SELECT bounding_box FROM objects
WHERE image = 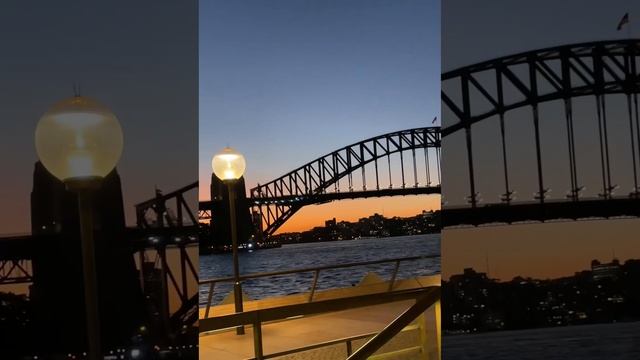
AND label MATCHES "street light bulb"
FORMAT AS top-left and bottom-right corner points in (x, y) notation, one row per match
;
(35, 96), (123, 182)
(212, 147), (246, 181)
